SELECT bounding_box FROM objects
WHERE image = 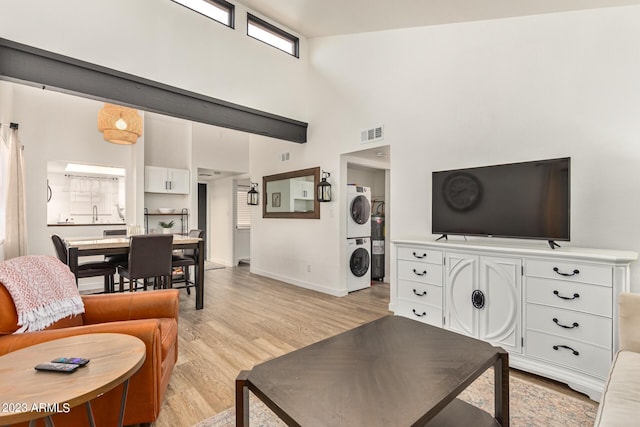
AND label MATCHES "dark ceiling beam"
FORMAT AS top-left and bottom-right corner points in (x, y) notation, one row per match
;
(0, 38), (308, 143)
